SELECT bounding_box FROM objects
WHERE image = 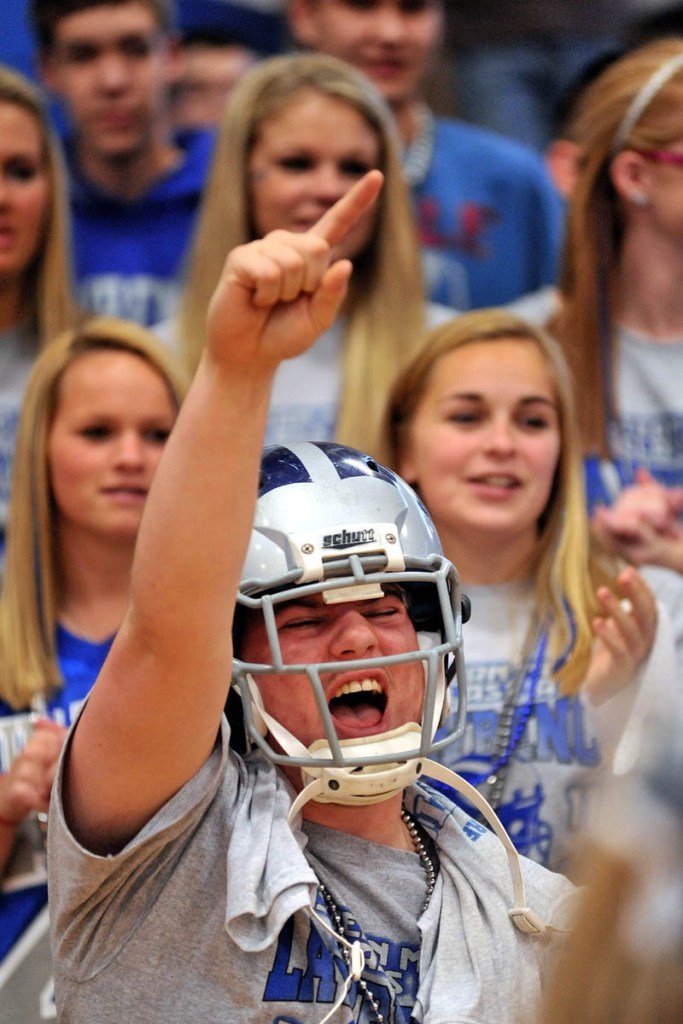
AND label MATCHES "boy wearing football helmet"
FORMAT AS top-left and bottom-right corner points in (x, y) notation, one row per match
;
(48, 171), (576, 1023)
